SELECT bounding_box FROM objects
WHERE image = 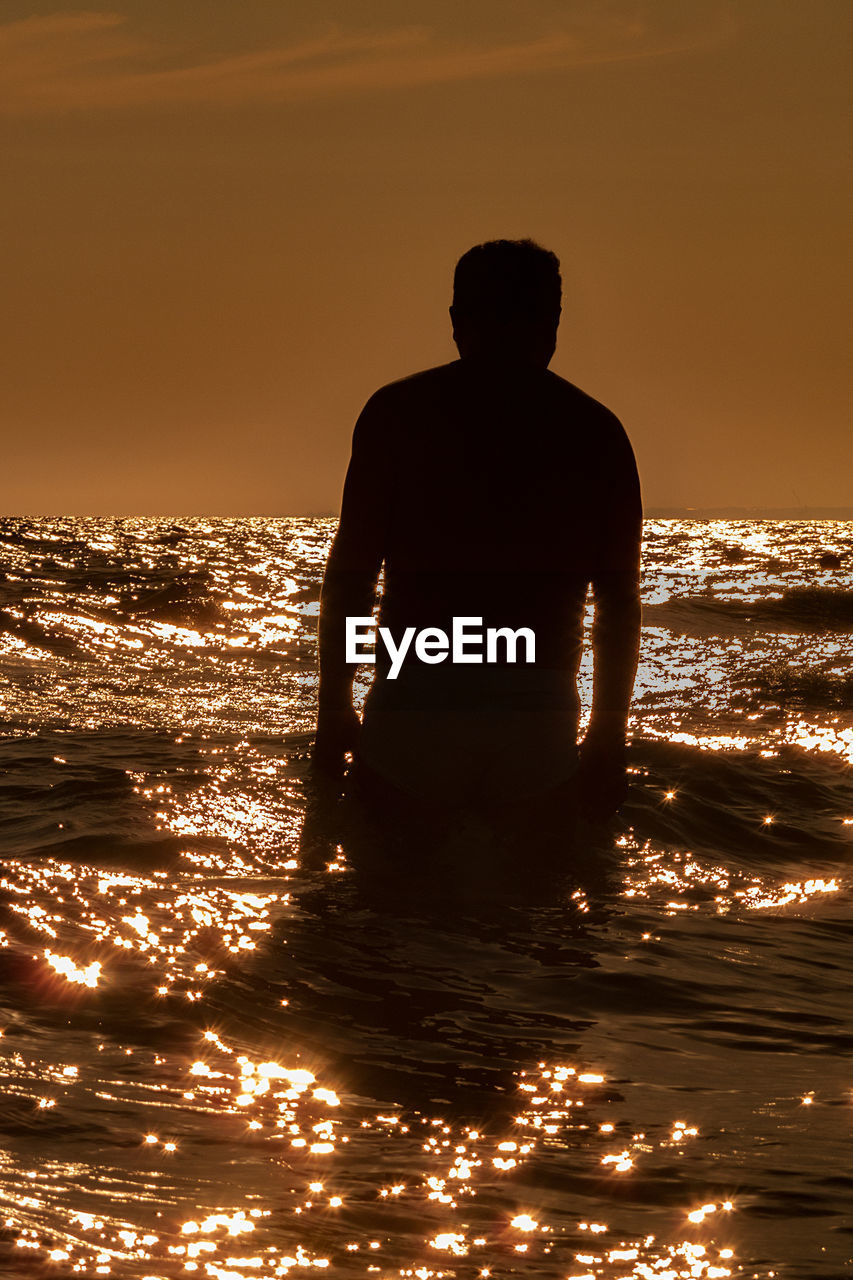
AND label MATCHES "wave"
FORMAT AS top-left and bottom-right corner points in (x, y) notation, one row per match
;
(118, 573), (221, 626)
(0, 731), (211, 861)
(733, 660), (853, 711)
(0, 570), (222, 639)
(645, 587), (853, 637)
(0, 607), (85, 658)
(623, 738), (853, 863)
